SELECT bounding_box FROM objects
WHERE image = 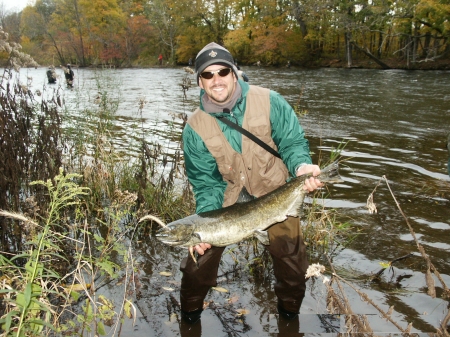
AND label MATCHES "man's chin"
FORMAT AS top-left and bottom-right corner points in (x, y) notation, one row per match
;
(211, 96), (229, 104)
